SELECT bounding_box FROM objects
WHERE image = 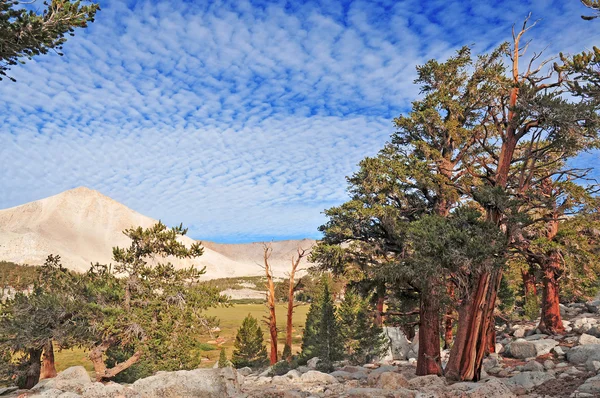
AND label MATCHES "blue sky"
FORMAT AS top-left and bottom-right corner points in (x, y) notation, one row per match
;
(1, 0), (599, 243)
